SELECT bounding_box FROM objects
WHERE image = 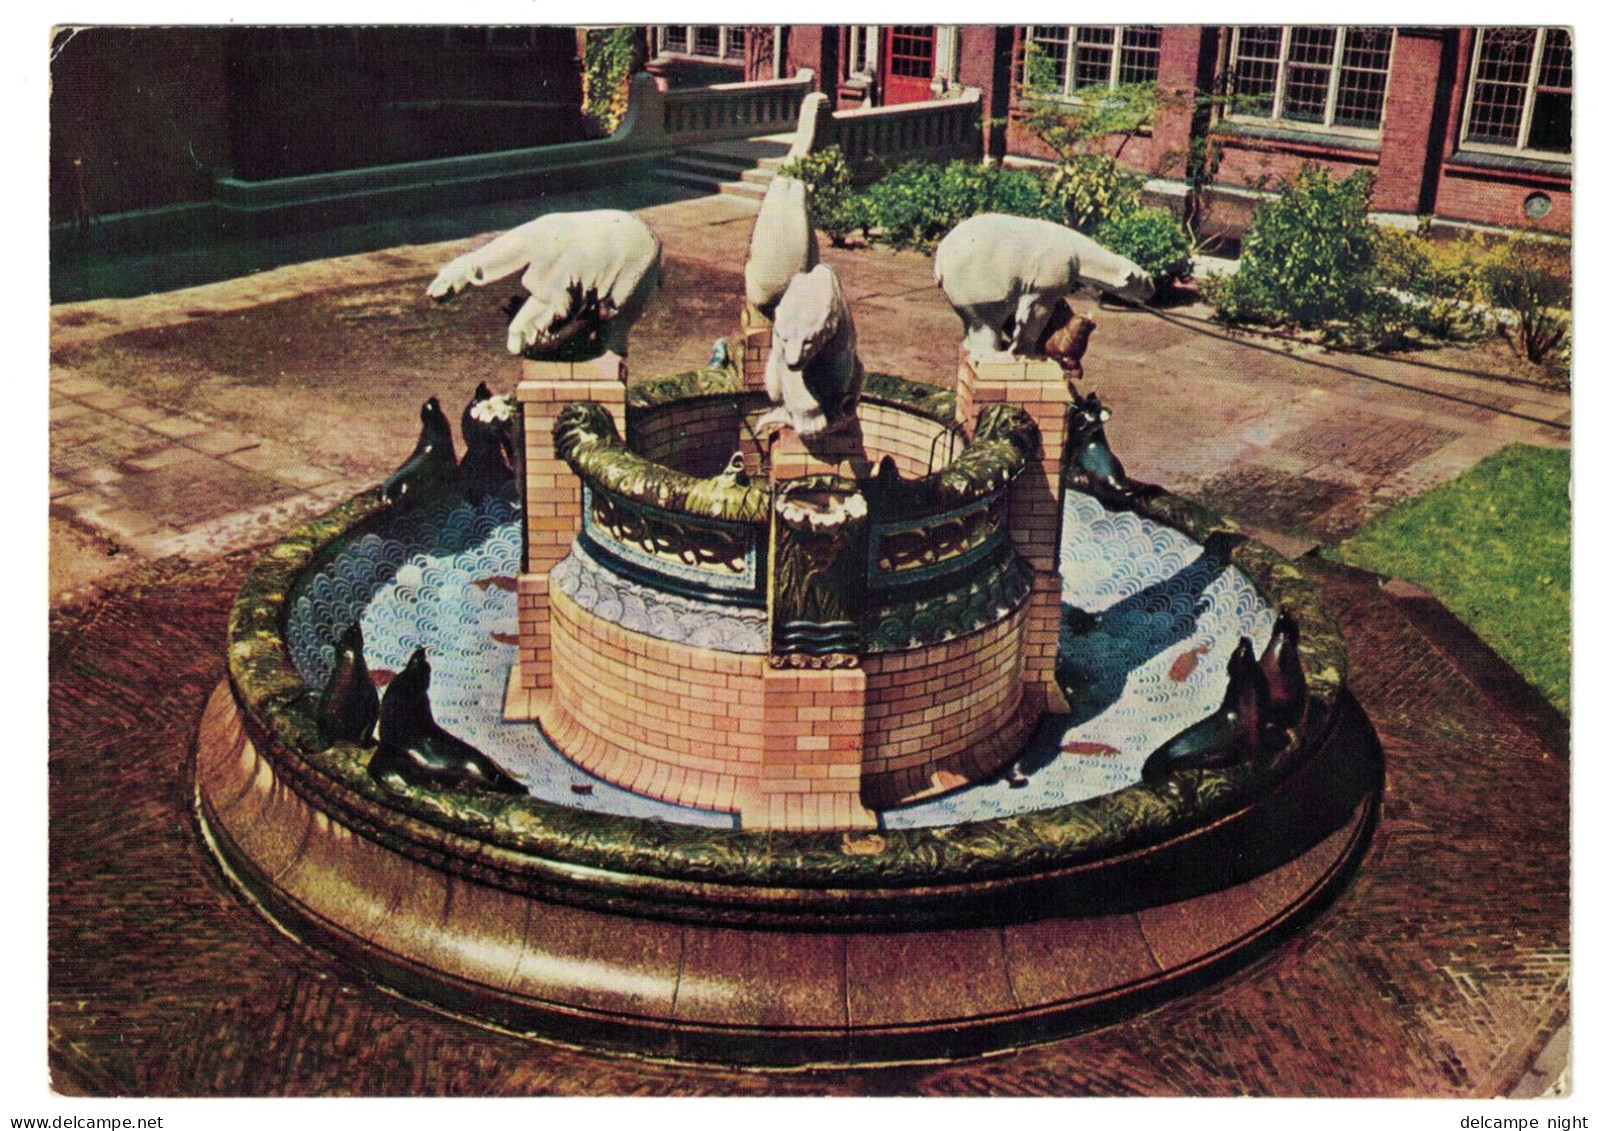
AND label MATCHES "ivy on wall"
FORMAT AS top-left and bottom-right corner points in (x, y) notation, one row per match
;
(581, 27), (638, 136)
